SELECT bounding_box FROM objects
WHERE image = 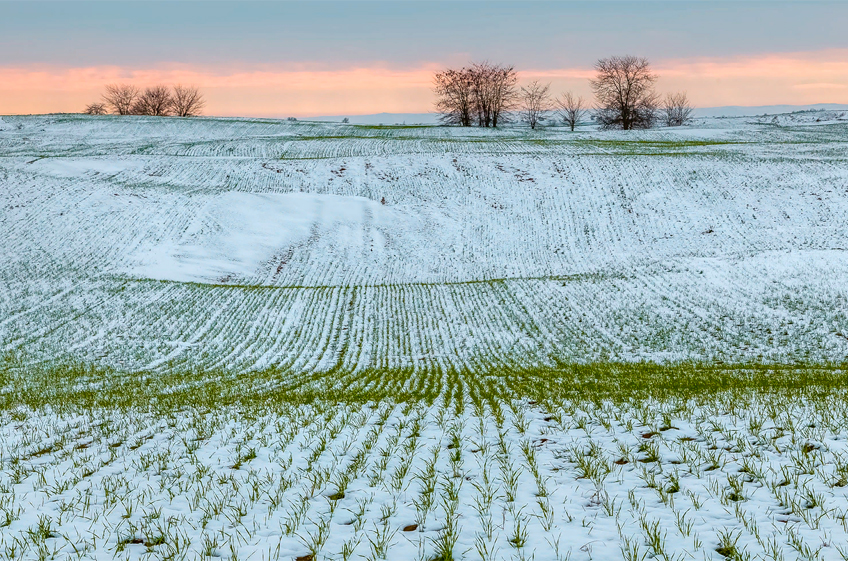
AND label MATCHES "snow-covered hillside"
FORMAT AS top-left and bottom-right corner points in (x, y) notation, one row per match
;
(4, 114), (848, 561)
(2, 114), (847, 371)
